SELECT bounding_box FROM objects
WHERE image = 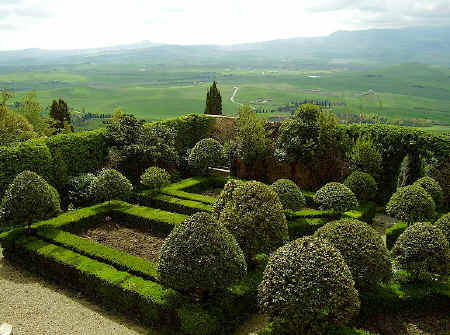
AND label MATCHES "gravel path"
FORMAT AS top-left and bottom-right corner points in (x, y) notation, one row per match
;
(0, 248), (149, 335)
